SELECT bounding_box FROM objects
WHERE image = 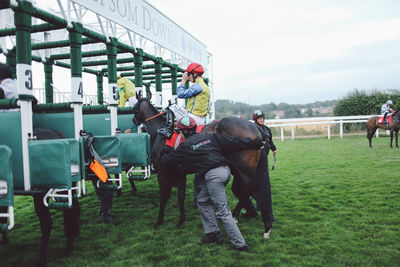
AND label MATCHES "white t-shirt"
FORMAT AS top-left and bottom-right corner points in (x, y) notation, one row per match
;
(0, 78), (17, 99)
(0, 78), (18, 112)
